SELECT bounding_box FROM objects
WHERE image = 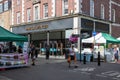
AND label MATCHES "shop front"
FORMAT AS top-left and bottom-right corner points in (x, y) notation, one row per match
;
(12, 17), (73, 55)
(11, 16), (111, 57)
(81, 18), (110, 38)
